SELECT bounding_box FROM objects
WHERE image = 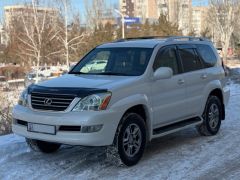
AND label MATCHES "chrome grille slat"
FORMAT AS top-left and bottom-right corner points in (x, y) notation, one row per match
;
(31, 92), (75, 111)
(31, 99), (44, 103)
(31, 96), (73, 101)
(31, 99), (71, 104)
(31, 103), (68, 108)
